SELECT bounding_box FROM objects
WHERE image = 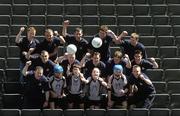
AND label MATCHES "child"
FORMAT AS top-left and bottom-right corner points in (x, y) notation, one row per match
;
(66, 64), (87, 109)
(85, 67), (108, 109)
(107, 65), (128, 109)
(49, 64), (67, 109)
